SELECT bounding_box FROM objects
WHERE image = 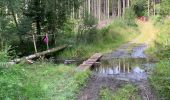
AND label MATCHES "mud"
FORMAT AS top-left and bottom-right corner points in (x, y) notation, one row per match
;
(77, 43), (157, 100)
(77, 75), (128, 100)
